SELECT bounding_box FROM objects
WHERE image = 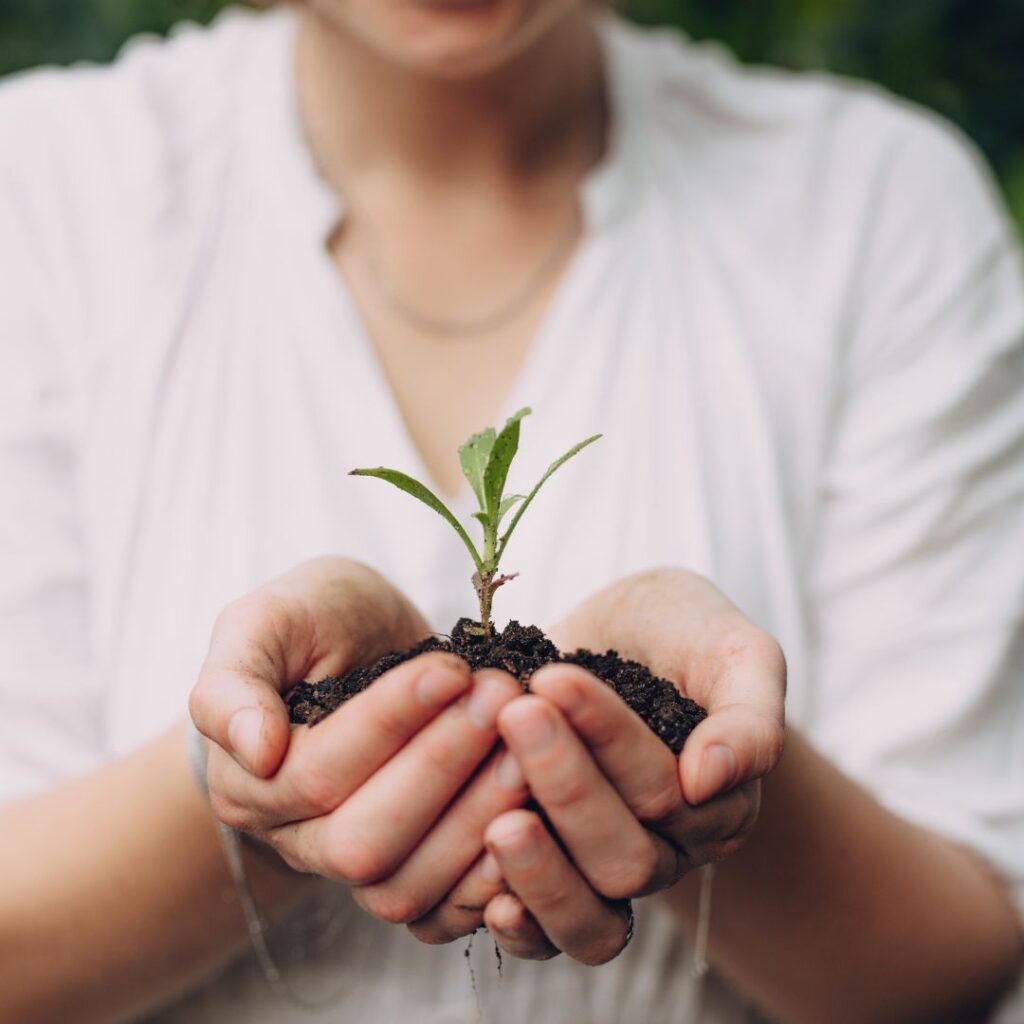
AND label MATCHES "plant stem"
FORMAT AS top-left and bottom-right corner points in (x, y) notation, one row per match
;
(477, 525), (498, 634)
(478, 572), (494, 635)
(472, 567), (519, 637)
